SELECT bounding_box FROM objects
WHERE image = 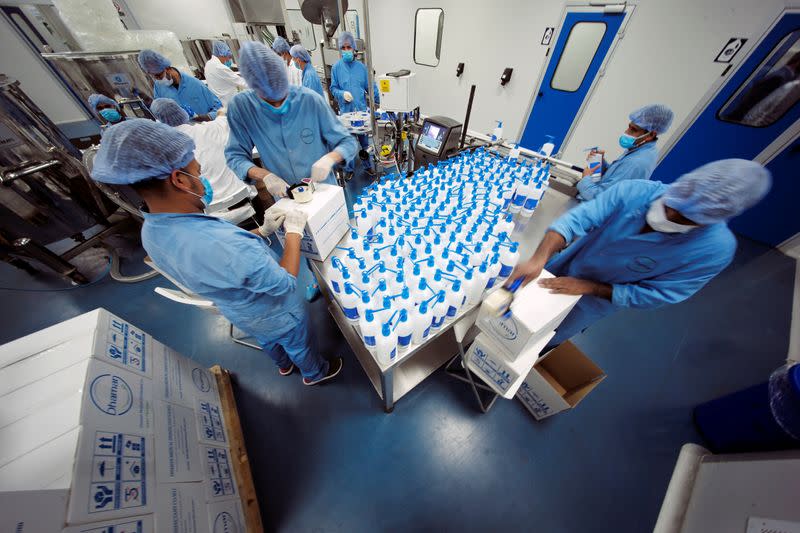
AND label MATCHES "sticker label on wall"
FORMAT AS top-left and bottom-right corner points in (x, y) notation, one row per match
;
(379, 79), (391, 93)
(541, 27), (555, 46)
(715, 37), (747, 63)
